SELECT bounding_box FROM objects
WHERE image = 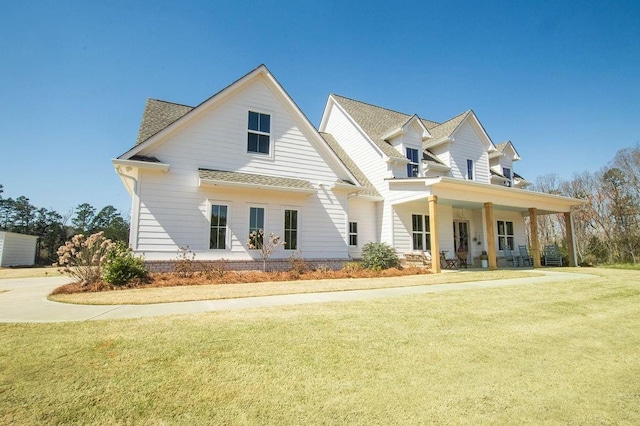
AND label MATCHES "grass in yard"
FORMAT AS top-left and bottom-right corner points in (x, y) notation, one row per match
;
(0, 267), (57, 279)
(49, 269), (543, 305)
(2, 268), (640, 424)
